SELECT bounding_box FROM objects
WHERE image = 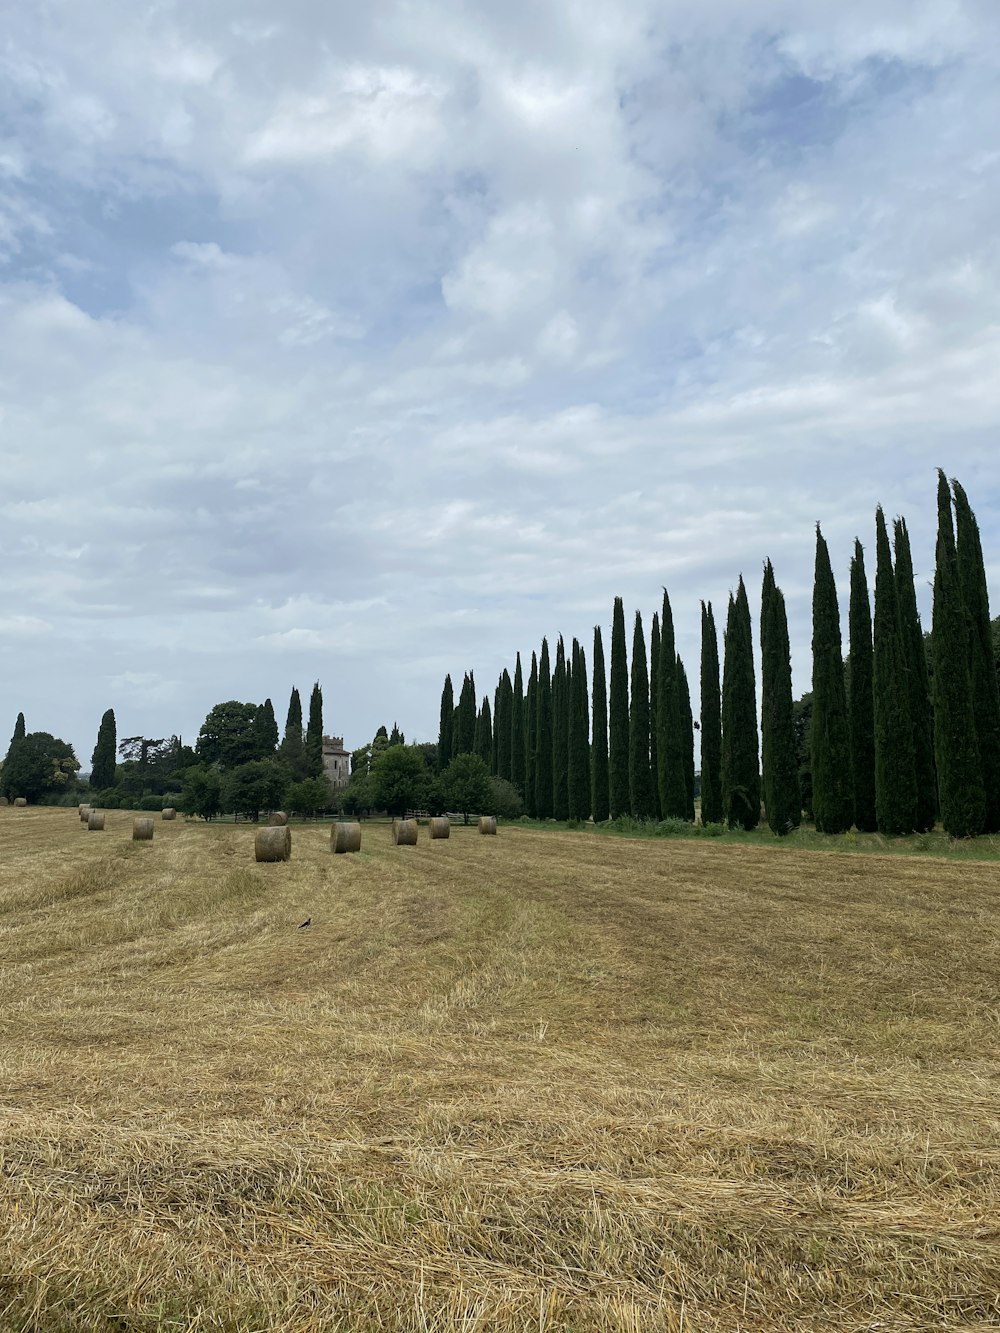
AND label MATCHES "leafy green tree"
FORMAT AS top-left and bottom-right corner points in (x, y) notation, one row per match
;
(511, 655), (526, 795)
(286, 776), (333, 817)
(676, 655), (696, 822)
(251, 699), (279, 758)
(609, 597), (630, 818)
(721, 579), (760, 830)
(591, 626), (610, 823)
(440, 752), (493, 824)
(305, 683), (324, 778)
(552, 636), (569, 820)
(455, 673), (477, 756)
(953, 479), (1000, 832)
(438, 675), (455, 770)
(474, 697), (493, 767)
(932, 471), (985, 837)
(489, 775), (524, 820)
(657, 588), (686, 819)
(1, 732), (79, 802)
(873, 506), (917, 834)
(629, 611), (656, 818)
(810, 527), (853, 833)
(699, 602), (723, 826)
(196, 701), (259, 769)
(90, 708), (117, 792)
(118, 735), (172, 798)
(534, 639), (553, 818)
(569, 639), (590, 820)
(894, 518), (937, 832)
(179, 765), (223, 821)
(848, 541), (877, 832)
(222, 760), (288, 820)
(760, 561), (800, 835)
(369, 745), (427, 817)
